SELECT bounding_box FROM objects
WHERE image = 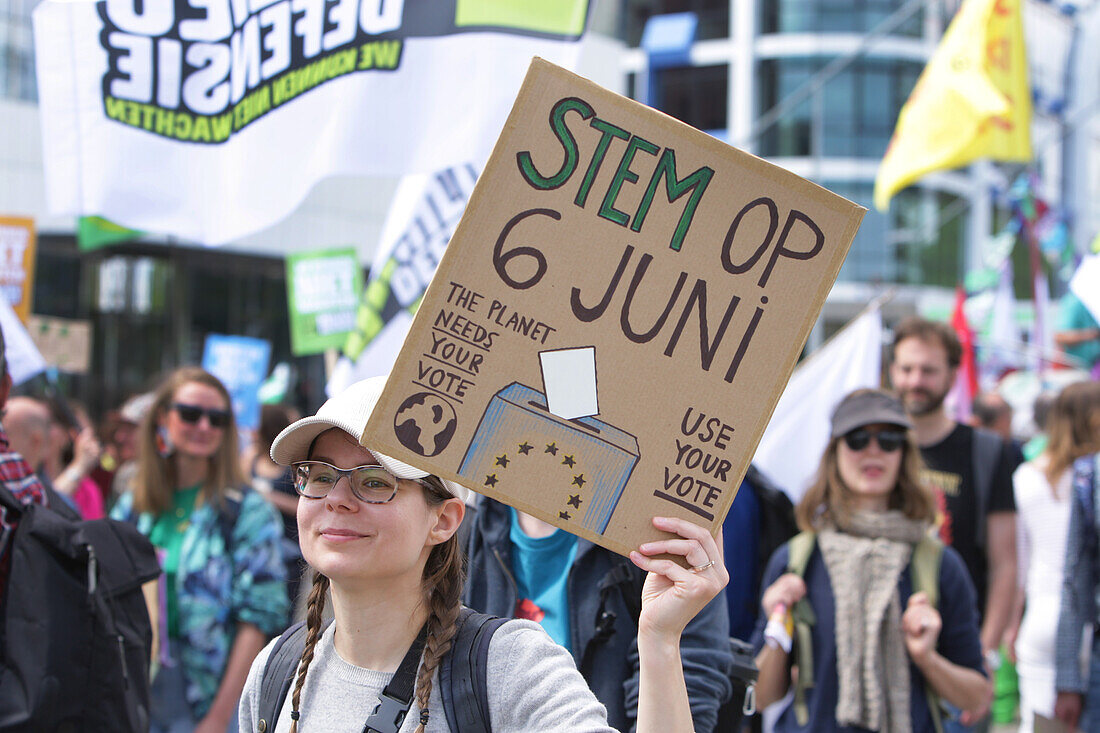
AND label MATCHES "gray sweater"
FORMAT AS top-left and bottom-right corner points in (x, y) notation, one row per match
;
(239, 618), (617, 732)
